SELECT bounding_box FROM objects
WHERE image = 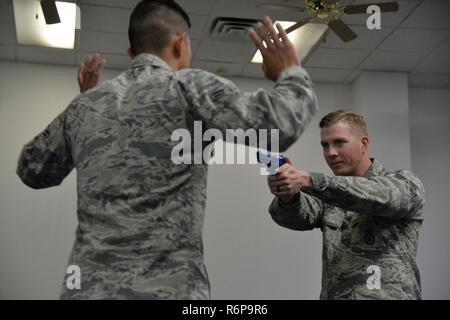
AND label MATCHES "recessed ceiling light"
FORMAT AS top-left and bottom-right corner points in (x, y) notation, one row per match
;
(13, 0), (79, 49)
(251, 21), (328, 64)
